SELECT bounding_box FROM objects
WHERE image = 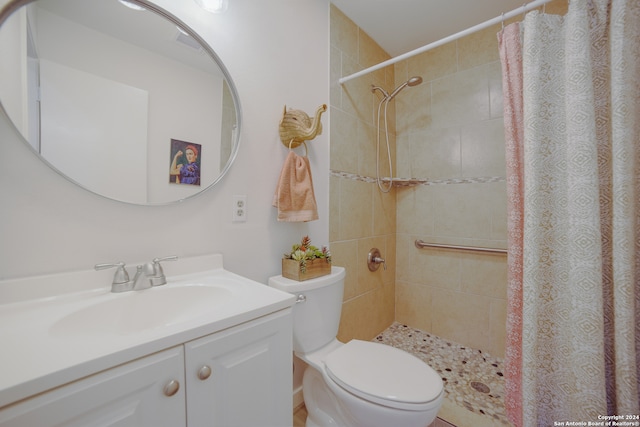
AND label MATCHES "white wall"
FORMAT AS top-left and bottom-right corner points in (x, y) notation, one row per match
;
(0, 0), (330, 285)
